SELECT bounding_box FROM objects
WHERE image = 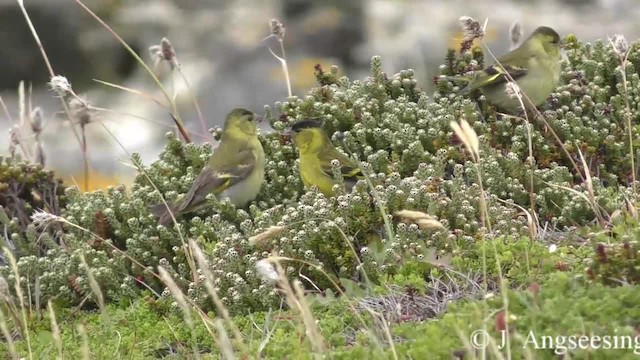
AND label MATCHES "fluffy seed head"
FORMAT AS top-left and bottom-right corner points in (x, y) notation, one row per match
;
(255, 259), (278, 283)
(459, 16), (484, 42)
(610, 34), (629, 59)
(48, 75), (72, 95)
(150, 37), (178, 69)
(270, 19), (286, 40)
(30, 107), (44, 134)
(31, 209), (59, 229)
